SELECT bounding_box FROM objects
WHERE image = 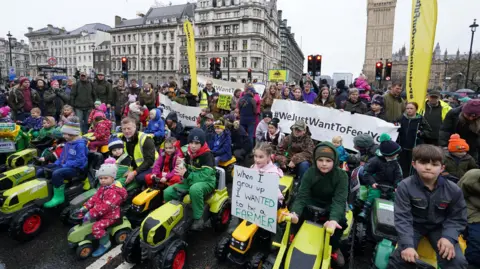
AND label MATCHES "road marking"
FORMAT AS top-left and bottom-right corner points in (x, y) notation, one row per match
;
(86, 245), (122, 269)
(115, 262), (135, 269)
